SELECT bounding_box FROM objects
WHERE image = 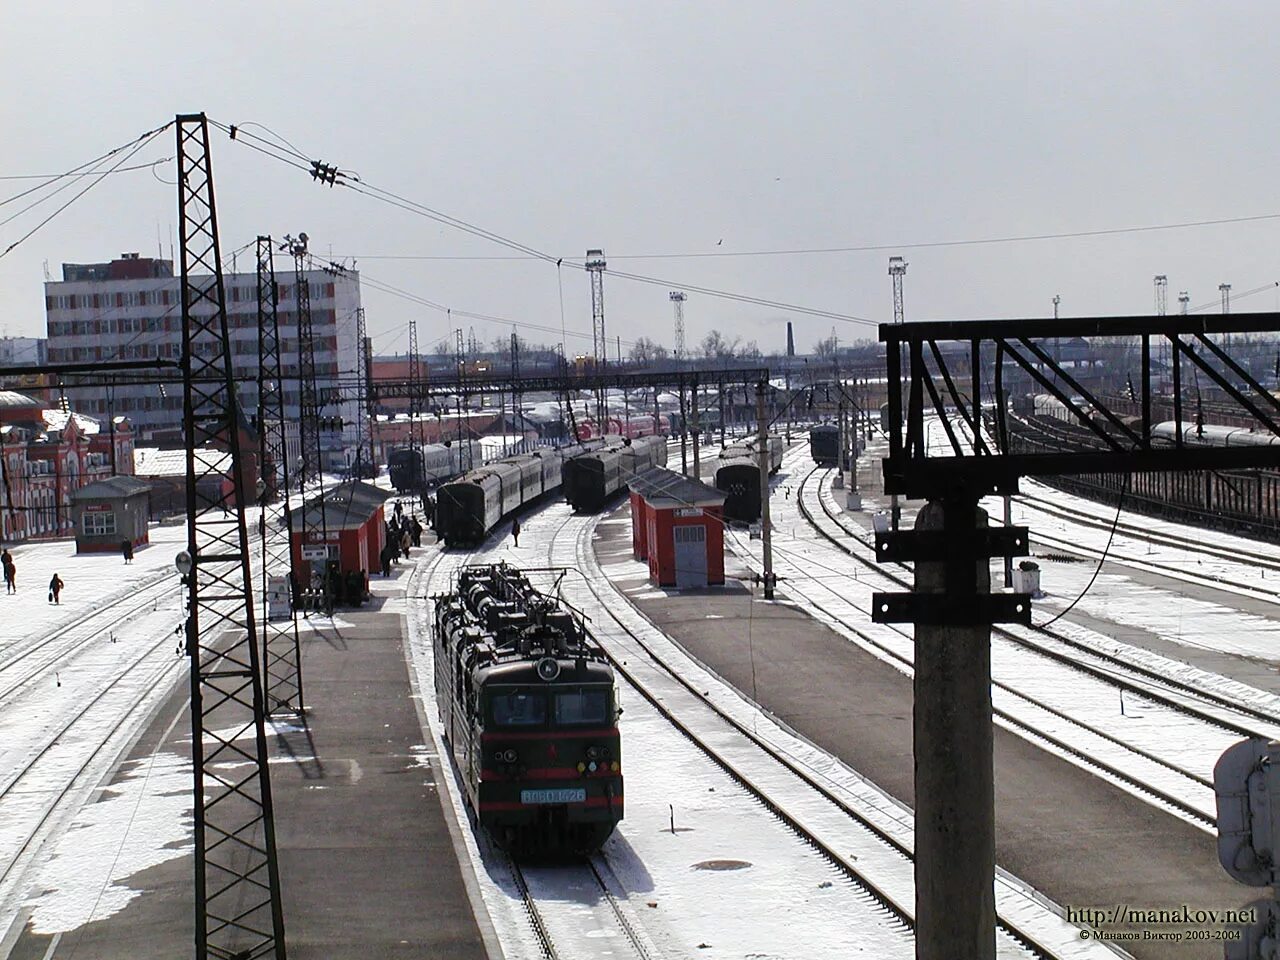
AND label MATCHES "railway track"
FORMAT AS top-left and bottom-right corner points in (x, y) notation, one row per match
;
(411, 534), (672, 960)
(0, 572), (178, 708)
(922, 413), (1280, 603)
(505, 852), (658, 960)
(0, 599), (189, 930)
(811, 455), (1280, 732)
(771, 457), (1280, 829)
(0, 529), (285, 938)
(549, 508), (1115, 959)
(408, 488), (1116, 957)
